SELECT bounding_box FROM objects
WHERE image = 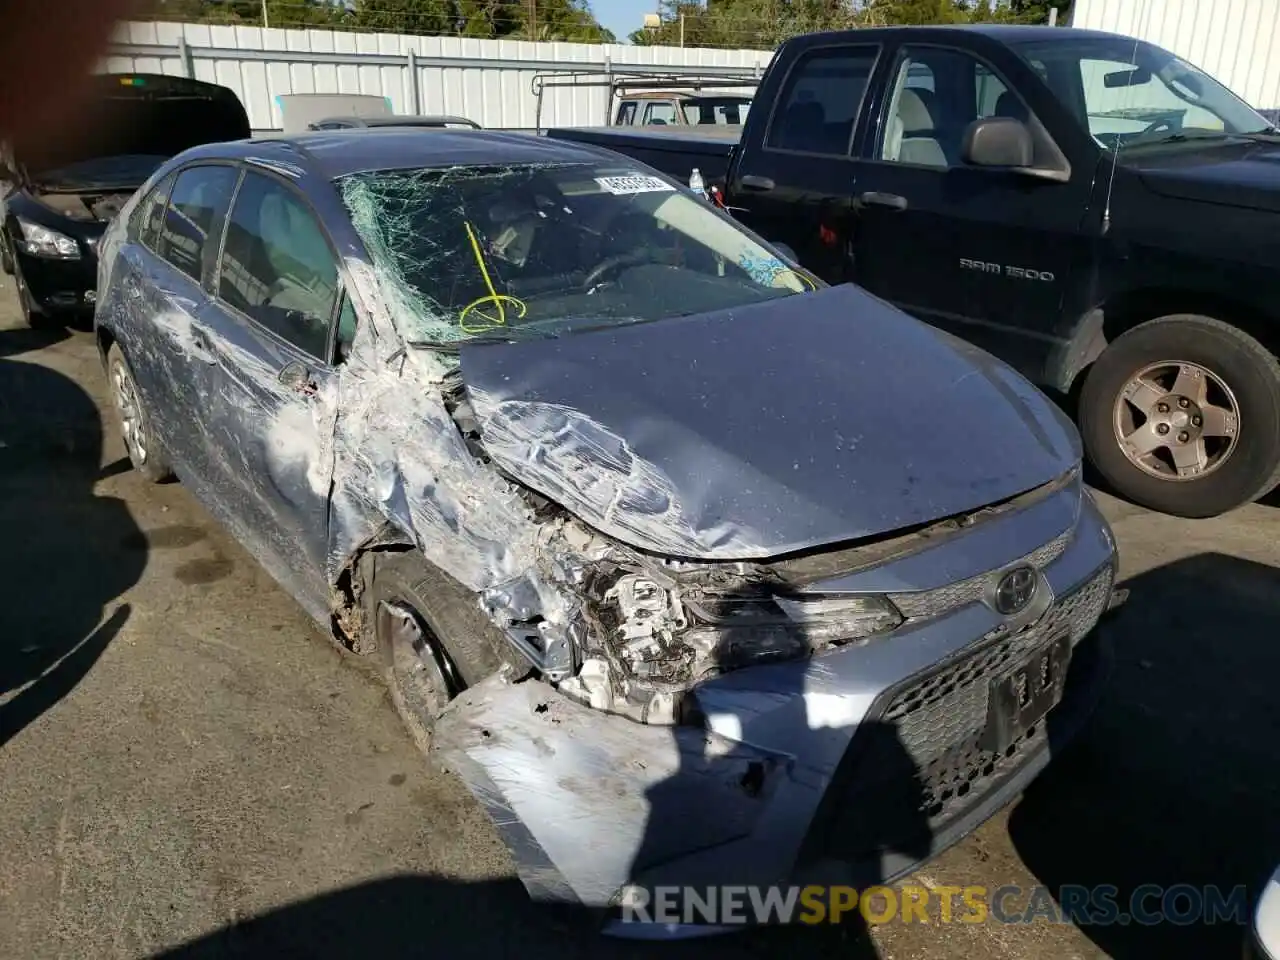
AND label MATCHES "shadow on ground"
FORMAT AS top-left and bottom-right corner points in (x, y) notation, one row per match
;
(0, 348), (145, 747)
(150, 874), (885, 960)
(1012, 551), (1280, 958)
